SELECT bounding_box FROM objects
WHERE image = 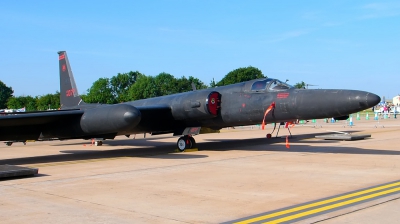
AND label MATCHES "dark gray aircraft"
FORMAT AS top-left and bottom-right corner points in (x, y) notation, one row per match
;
(0, 51), (380, 150)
